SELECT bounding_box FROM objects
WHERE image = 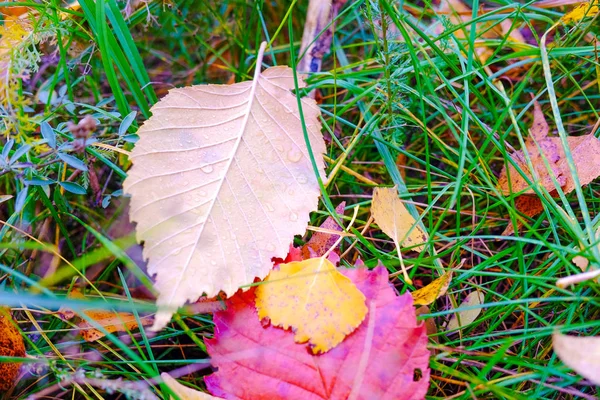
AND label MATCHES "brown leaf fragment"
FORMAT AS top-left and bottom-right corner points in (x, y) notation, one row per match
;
(498, 102), (600, 235)
(0, 308), (25, 392)
(59, 289), (153, 342)
(301, 202), (345, 259)
(501, 195), (545, 236)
